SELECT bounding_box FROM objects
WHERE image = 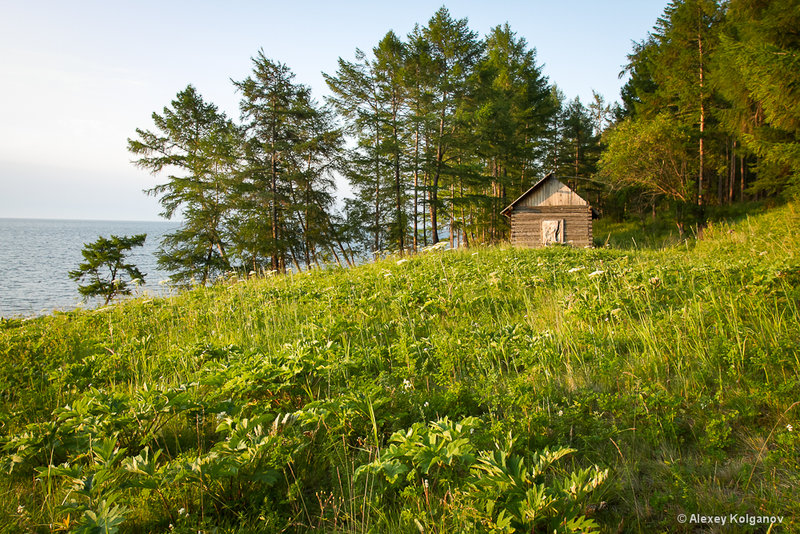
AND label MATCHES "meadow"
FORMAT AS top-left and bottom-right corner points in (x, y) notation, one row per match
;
(1, 204), (798, 533)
